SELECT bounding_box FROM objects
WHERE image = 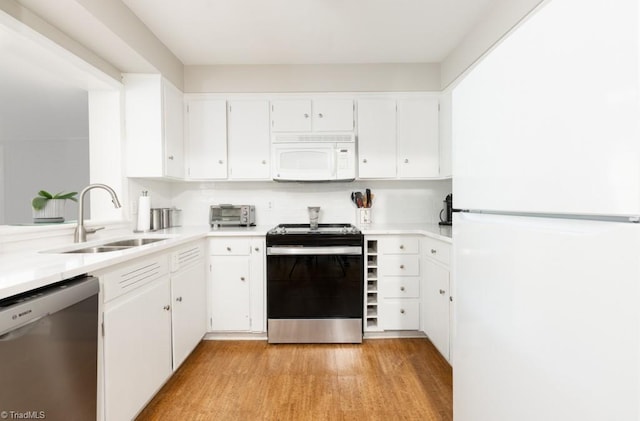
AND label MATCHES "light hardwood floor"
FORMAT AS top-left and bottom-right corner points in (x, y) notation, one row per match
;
(136, 338), (452, 421)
